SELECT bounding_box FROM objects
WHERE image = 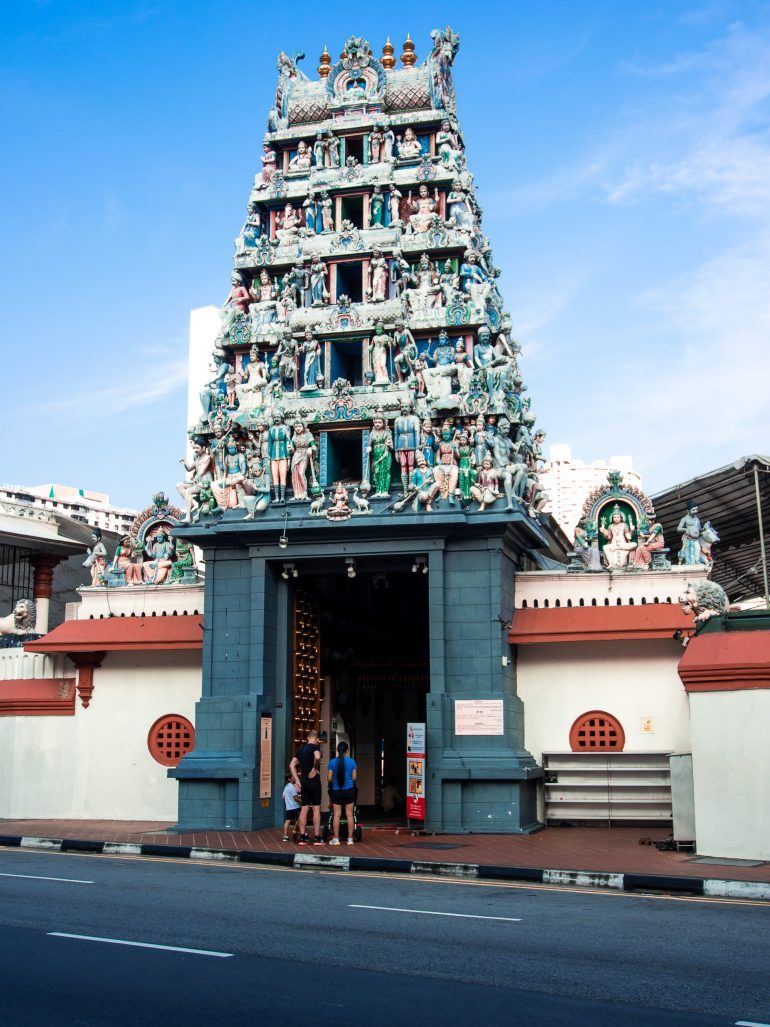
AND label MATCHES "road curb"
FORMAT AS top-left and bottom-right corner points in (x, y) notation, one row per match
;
(1, 833), (768, 900)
